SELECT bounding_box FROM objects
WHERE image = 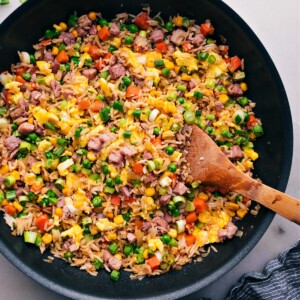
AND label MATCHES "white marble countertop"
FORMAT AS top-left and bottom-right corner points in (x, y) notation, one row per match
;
(0, 0), (299, 299)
